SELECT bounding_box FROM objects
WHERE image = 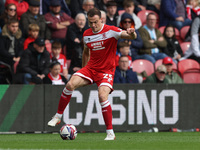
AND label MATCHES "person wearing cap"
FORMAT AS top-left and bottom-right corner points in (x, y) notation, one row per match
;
(16, 37), (50, 84)
(117, 0), (142, 30)
(5, 0), (29, 20)
(162, 57), (184, 84)
(105, 1), (118, 26)
(118, 12), (143, 61)
(143, 64), (170, 83)
(20, 0), (51, 40)
(44, 0), (74, 47)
